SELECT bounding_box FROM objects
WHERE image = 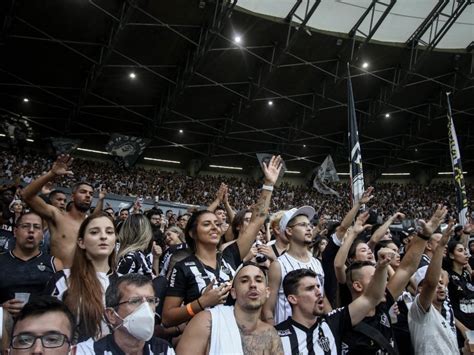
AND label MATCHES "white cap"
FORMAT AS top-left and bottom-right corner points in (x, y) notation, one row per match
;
(413, 265), (428, 289)
(279, 206), (316, 235)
